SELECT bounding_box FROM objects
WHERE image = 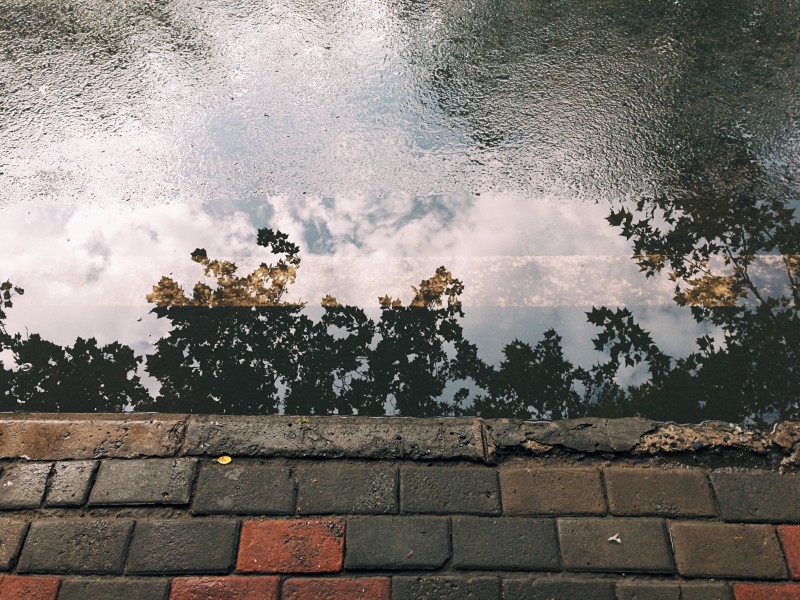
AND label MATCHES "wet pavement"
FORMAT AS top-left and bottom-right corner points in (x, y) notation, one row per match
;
(0, 415), (799, 599)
